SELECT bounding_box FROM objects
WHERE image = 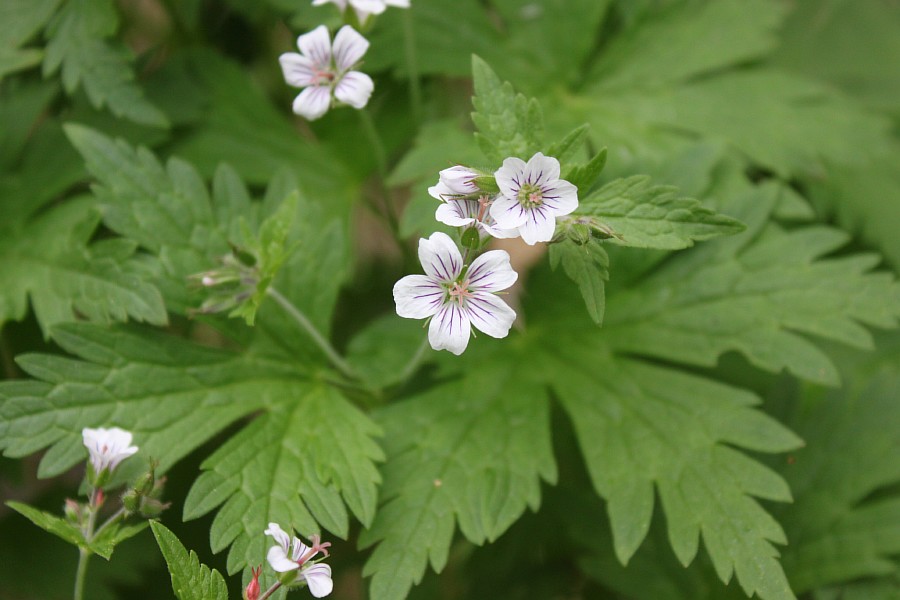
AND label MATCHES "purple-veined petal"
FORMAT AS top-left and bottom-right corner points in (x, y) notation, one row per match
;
(297, 25), (332, 68)
(334, 71), (374, 108)
(490, 194), (528, 229)
(332, 26), (370, 71)
(292, 85), (331, 120)
(494, 156), (527, 199)
(465, 292), (516, 339)
(517, 206), (557, 245)
(435, 199), (476, 228)
(418, 232), (462, 283)
(264, 523), (291, 552)
(439, 166), (479, 195)
(428, 180), (456, 201)
(267, 545), (300, 572)
(466, 250), (518, 292)
(482, 222), (521, 239)
(428, 302), (471, 355)
(540, 180), (578, 215)
(302, 563), (334, 598)
(279, 53), (318, 88)
(291, 537), (310, 562)
(523, 152), (560, 186)
(394, 275), (445, 319)
(349, 0), (388, 16)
